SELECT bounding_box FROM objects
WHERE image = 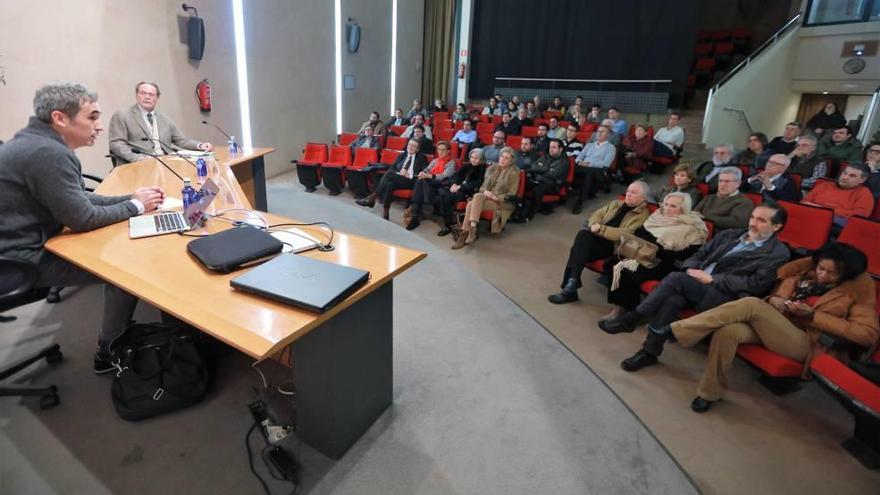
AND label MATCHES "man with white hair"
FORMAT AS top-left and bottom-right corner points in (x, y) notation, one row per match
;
(788, 135), (825, 190)
(744, 154), (798, 202)
(694, 144), (736, 193)
(0, 82), (165, 373)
